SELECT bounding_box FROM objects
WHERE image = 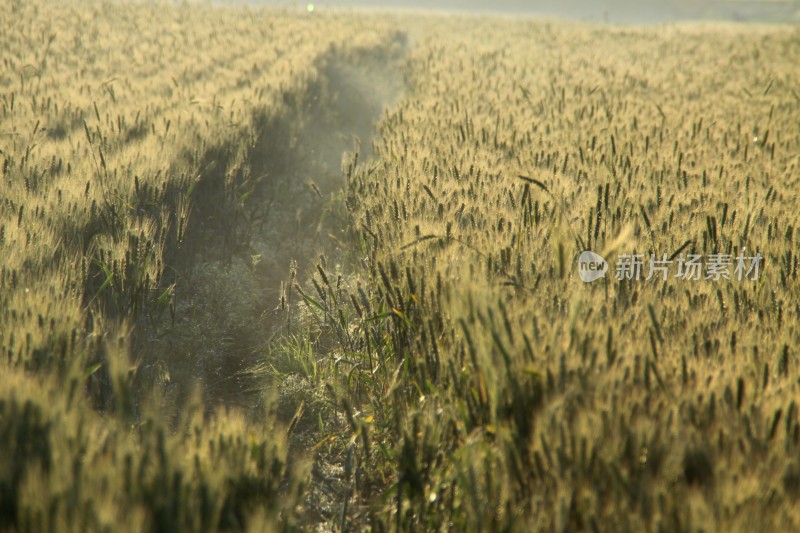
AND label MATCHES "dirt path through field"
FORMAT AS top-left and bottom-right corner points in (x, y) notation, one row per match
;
(136, 35), (407, 416)
(251, 42), (407, 304)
